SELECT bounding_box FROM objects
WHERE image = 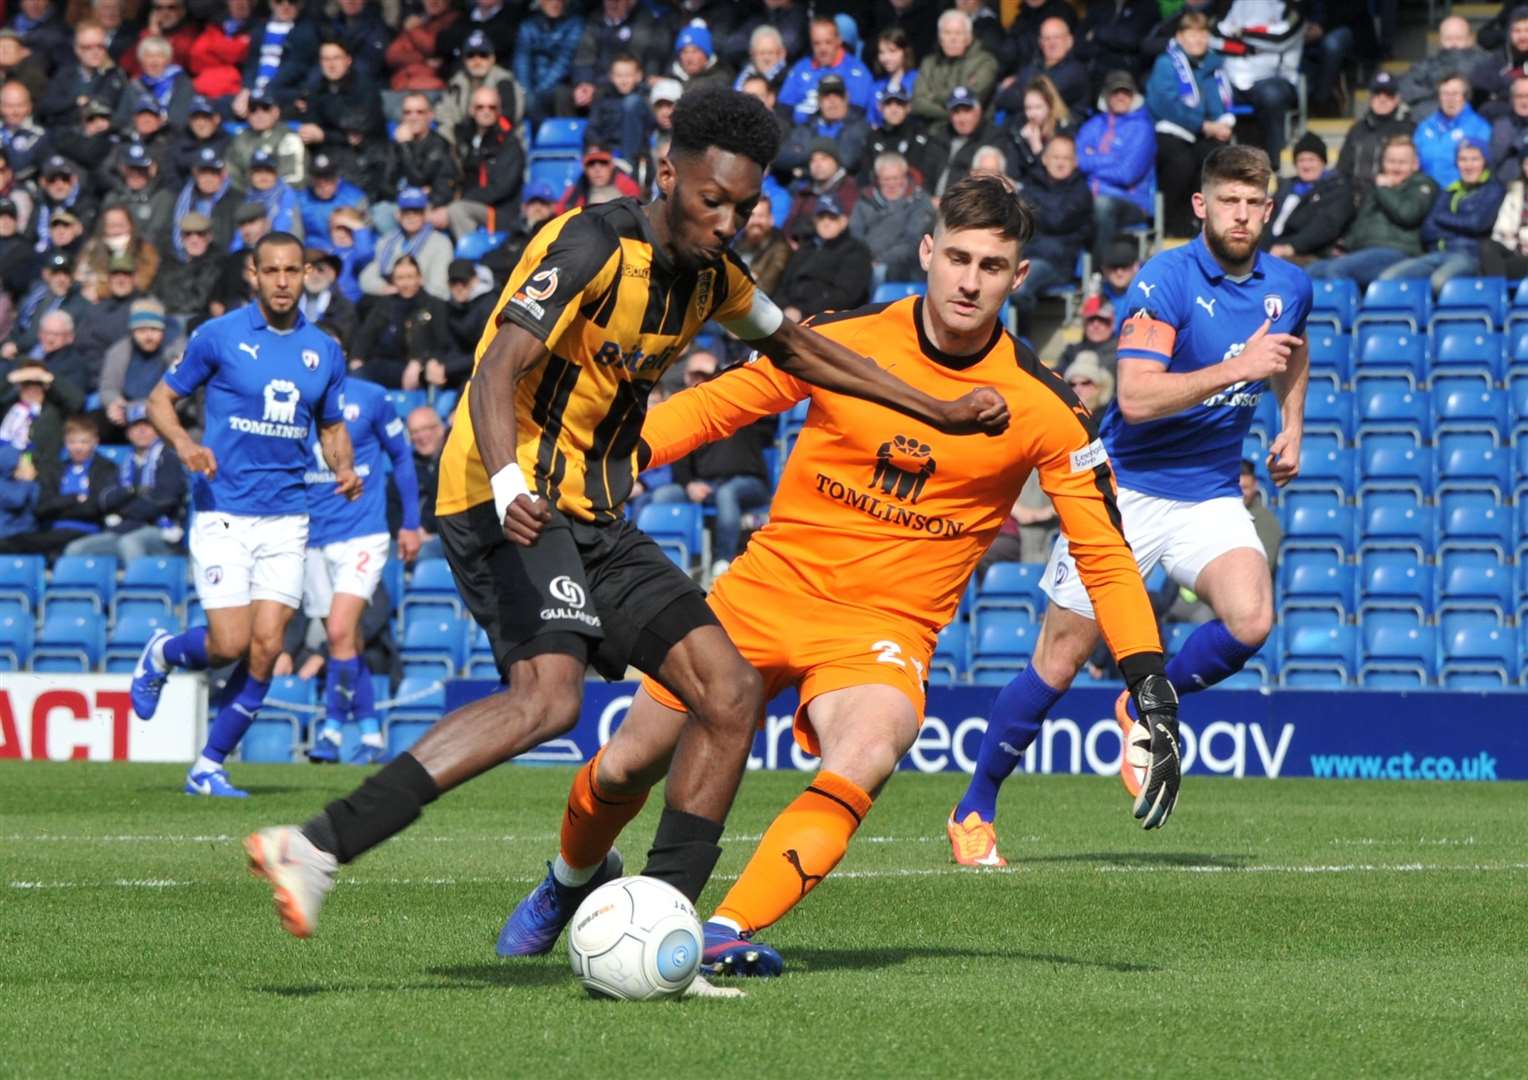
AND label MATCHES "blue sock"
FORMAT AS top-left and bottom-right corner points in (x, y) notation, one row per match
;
(955, 667), (1062, 823)
(324, 656), (360, 735)
(353, 658), (381, 738)
(162, 626), (209, 671)
(200, 674), (271, 764)
(217, 663), (250, 710)
(1164, 619), (1261, 695)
